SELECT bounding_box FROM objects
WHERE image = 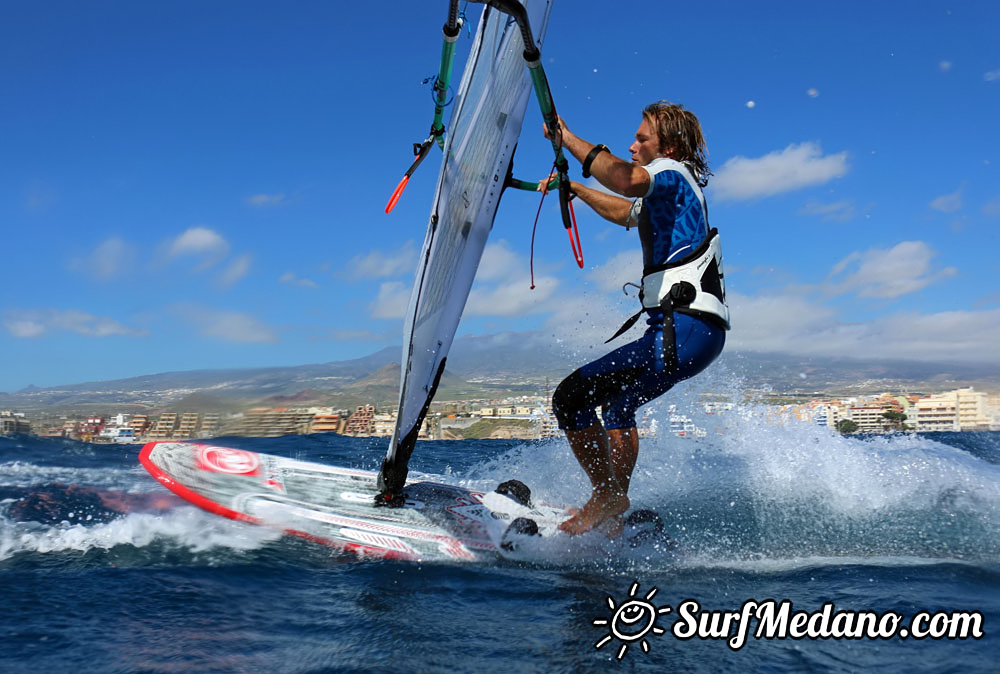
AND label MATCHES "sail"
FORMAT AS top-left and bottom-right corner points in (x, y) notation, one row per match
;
(378, 0), (554, 498)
